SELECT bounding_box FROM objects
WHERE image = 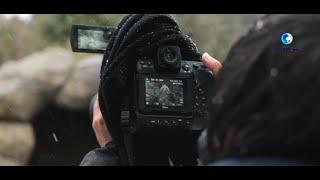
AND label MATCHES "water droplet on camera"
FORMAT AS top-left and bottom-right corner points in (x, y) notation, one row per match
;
(270, 68), (278, 77)
(212, 96), (224, 105)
